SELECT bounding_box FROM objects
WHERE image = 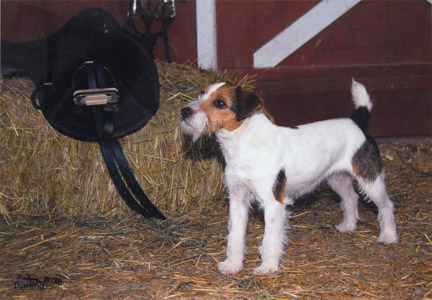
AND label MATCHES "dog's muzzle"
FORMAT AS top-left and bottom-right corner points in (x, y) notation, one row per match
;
(180, 103), (209, 141)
